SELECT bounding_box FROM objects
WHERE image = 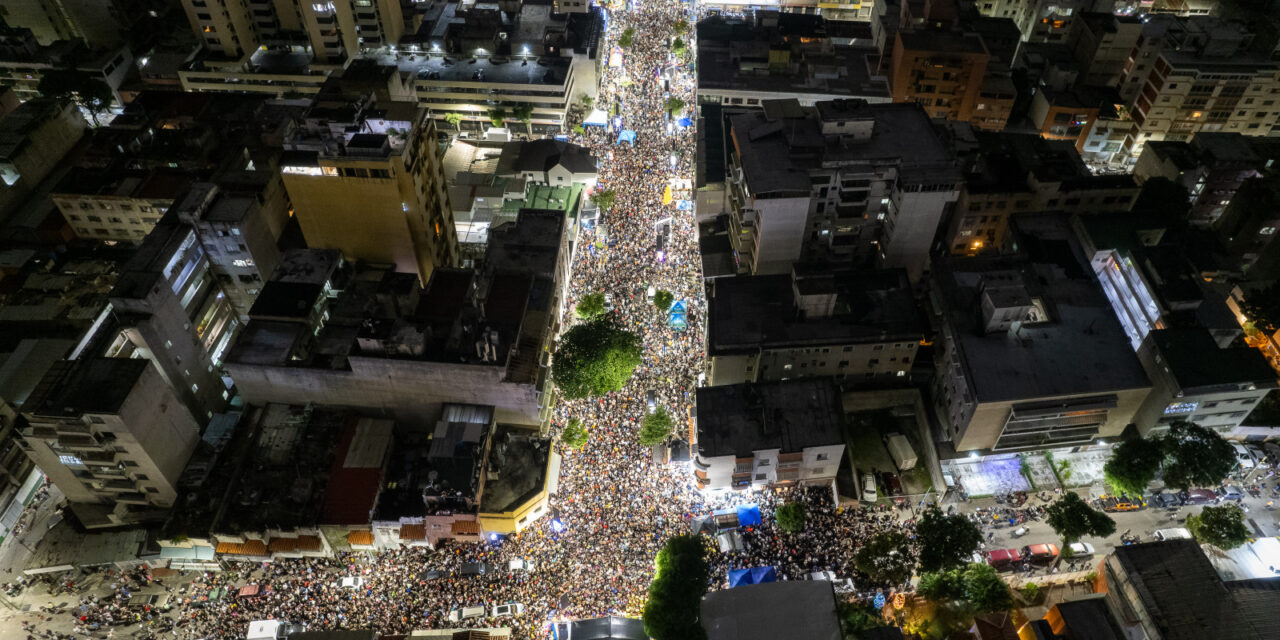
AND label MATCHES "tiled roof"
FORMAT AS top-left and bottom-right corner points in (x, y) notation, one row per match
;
(266, 535), (323, 553)
(215, 540), (268, 556)
(347, 530), (374, 546)
(399, 524), (426, 541)
(451, 520), (482, 535)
